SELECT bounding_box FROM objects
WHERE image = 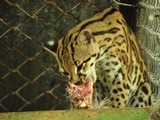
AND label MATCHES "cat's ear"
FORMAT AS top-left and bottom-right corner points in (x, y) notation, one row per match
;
(43, 40), (58, 56)
(77, 29), (94, 44)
